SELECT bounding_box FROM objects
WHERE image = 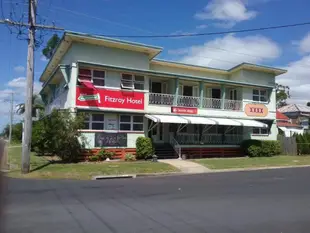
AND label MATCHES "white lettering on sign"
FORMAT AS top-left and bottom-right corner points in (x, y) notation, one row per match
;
(104, 95), (142, 105)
